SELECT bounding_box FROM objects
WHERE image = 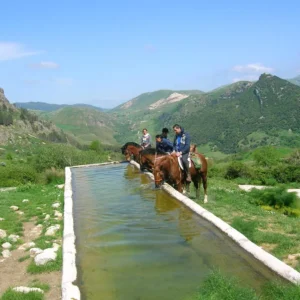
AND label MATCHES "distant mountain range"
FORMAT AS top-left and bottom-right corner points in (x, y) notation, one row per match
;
(289, 75), (300, 86)
(2, 74), (300, 153)
(14, 101), (109, 112)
